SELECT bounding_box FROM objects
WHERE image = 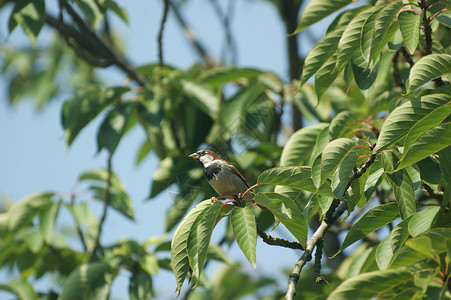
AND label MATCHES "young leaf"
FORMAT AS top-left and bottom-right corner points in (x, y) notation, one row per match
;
(280, 123), (329, 166)
(397, 123), (451, 170)
(398, 10), (421, 54)
(254, 193), (308, 247)
(320, 138), (357, 186)
(339, 203), (399, 253)
(7, 192), (53, 231)
(374, 93), (450, 152)
(230, 205), (257, 268)
(406, 54), (451, 93)
(171, 200), (212, 294)
(294, 0), (354, 33)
